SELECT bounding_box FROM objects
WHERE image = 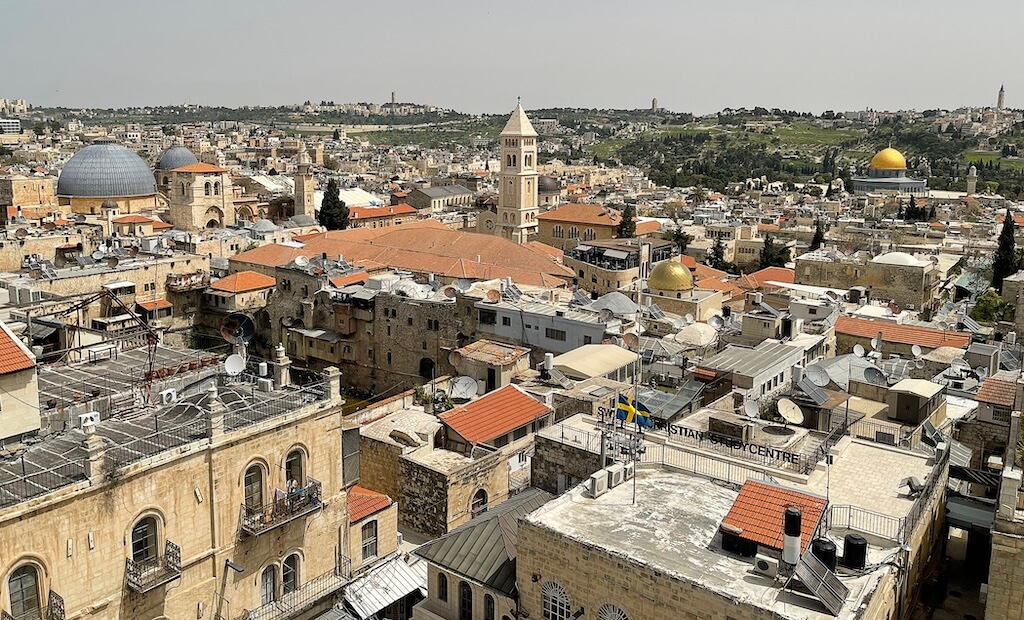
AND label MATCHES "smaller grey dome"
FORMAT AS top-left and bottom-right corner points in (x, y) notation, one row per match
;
(252, 219), (279, 232)
(101, 199), (119, 209)
(538, 175), (559, 193)
(155, 146), (199, 171)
